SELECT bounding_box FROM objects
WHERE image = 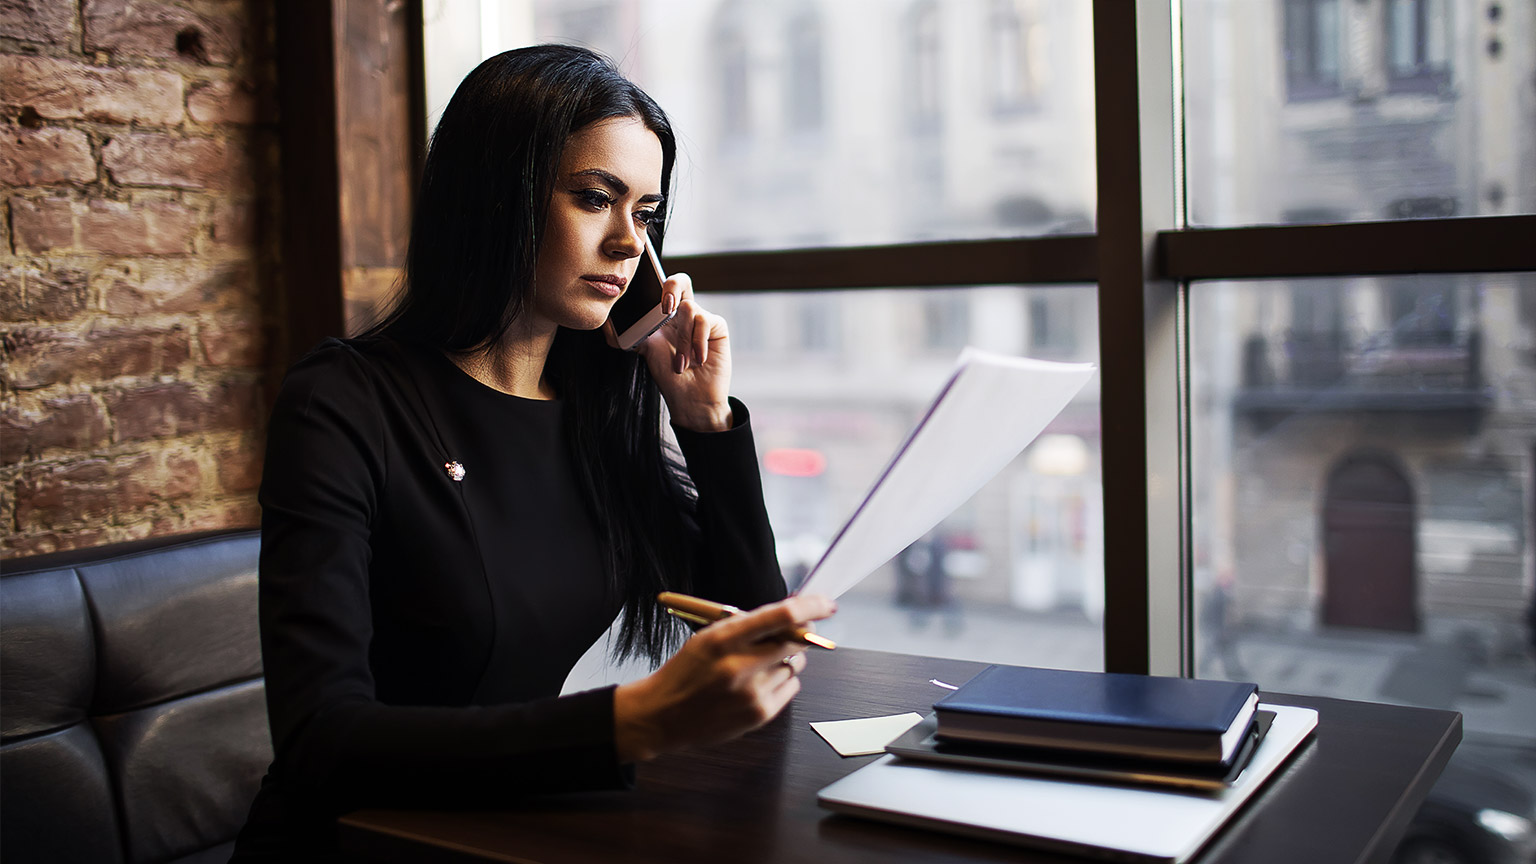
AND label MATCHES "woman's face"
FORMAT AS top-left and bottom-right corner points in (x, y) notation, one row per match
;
(531, 115), (665, 334)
